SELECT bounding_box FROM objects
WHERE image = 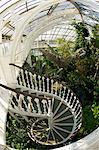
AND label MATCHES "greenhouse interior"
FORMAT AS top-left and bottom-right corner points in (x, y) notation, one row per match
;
(0, 0), (99, 150)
